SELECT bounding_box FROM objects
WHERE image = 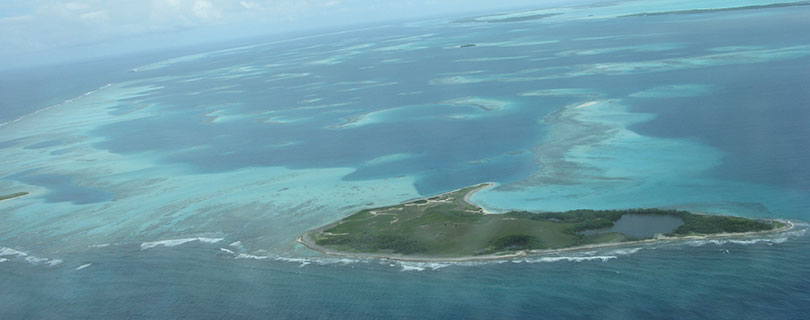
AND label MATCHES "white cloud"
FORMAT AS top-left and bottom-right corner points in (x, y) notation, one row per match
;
(65, 2), (92, 11)
(0, 0), (323, 58)
(0, 0), (564, 68)
(240, 1), (261, 9)
(79, 10), (109, 23)
(192, 0), (222, 20)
